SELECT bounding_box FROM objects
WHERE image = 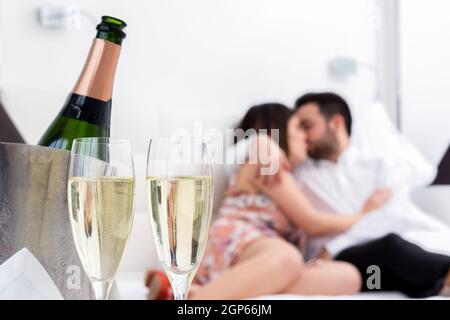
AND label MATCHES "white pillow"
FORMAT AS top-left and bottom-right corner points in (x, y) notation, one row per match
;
(351, 103), (436, 191)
